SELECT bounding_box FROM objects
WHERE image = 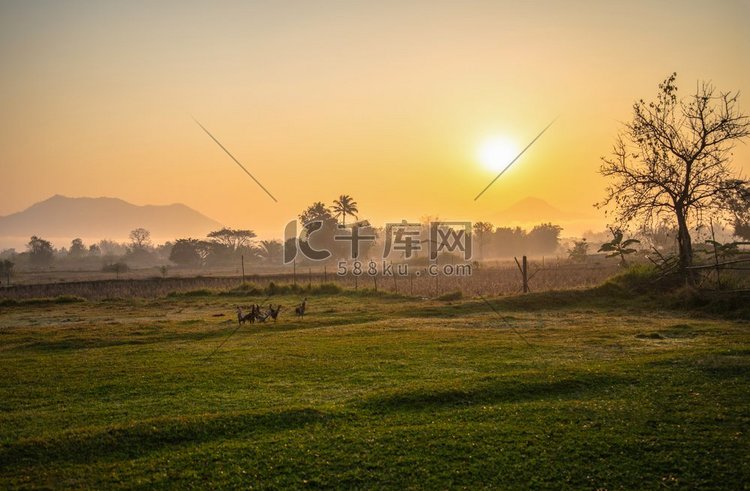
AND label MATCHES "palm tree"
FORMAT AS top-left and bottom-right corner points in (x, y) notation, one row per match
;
(332, 195), (359, 226)
(257, 240), (283, 264)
